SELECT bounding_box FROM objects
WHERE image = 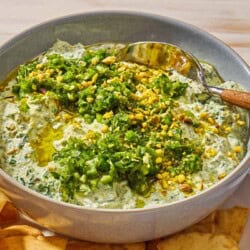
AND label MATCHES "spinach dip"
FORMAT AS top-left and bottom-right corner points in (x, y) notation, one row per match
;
(0, 41), (248, 209)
